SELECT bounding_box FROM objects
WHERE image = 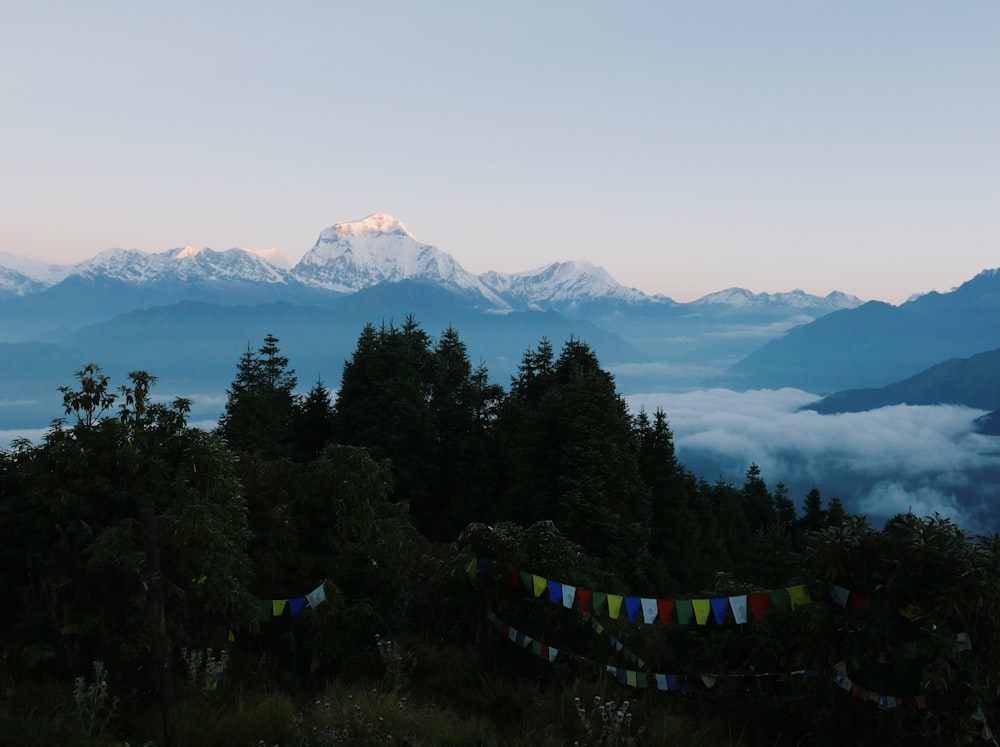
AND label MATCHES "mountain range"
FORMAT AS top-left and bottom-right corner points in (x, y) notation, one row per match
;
(0, 212), (858, 318)
(2, 212), (999, 437)
(727, 268), (1000, 393)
